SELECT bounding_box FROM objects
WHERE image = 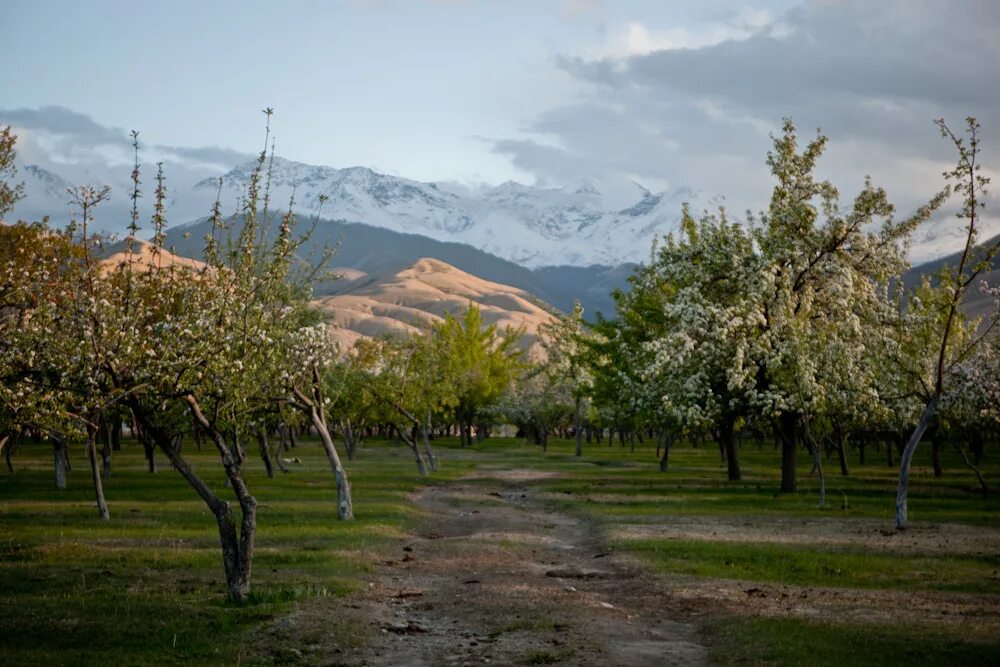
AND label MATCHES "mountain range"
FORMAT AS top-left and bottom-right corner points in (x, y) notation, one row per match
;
(9, 154), (996, 320)
(191, 156), (724, 269)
